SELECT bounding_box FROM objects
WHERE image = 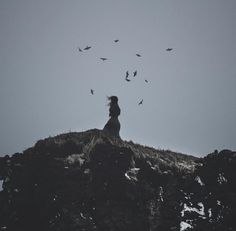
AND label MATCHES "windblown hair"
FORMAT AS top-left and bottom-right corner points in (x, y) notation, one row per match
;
(107, 96), (120, 117)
